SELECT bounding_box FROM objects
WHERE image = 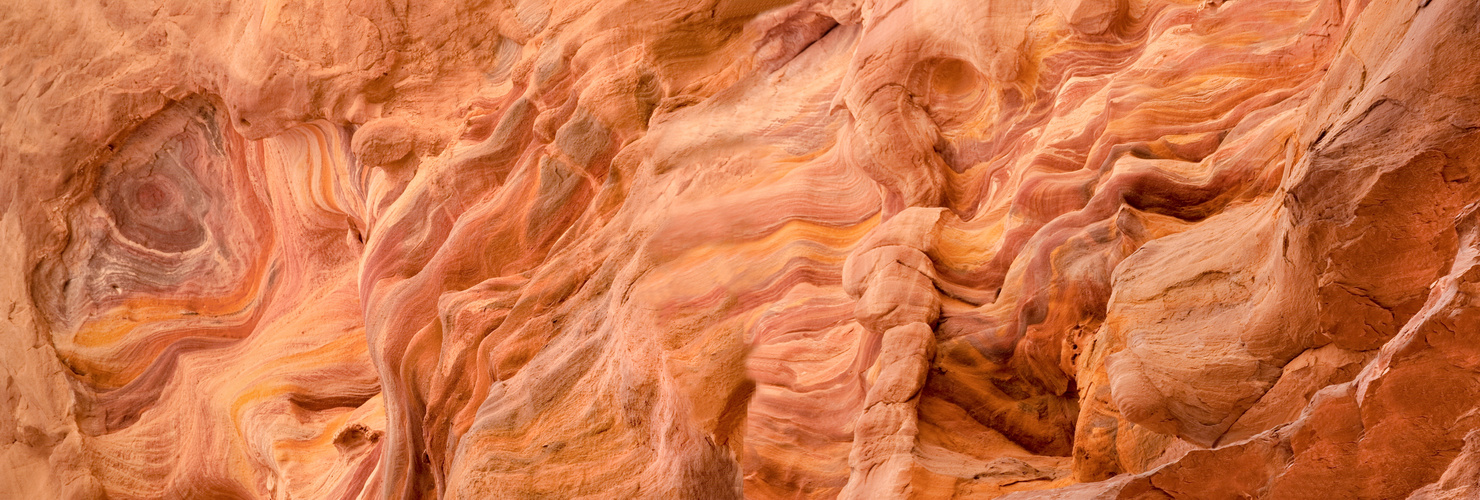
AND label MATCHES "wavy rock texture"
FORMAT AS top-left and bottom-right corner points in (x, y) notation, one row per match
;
(3, 0), (1480, 498)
